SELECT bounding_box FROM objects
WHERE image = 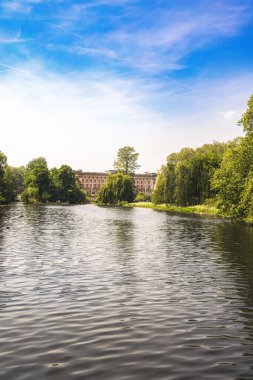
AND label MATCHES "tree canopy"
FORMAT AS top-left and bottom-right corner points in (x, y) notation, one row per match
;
(114, 146), (140, 175)
(238, 94), (253, 135)
(50, 165), (87, 204)
(151, 94), (253, 222)
(21, 158), (88, 204)
(0, 151), (25, 204)
(96, 172), (135, 205)
(152, 142), (227, 206)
